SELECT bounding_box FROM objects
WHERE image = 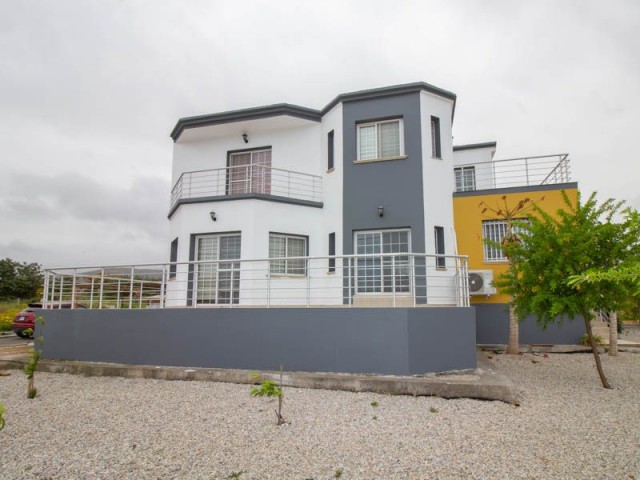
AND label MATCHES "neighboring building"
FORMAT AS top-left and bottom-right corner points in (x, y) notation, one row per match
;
(452, 142), (584, 344)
